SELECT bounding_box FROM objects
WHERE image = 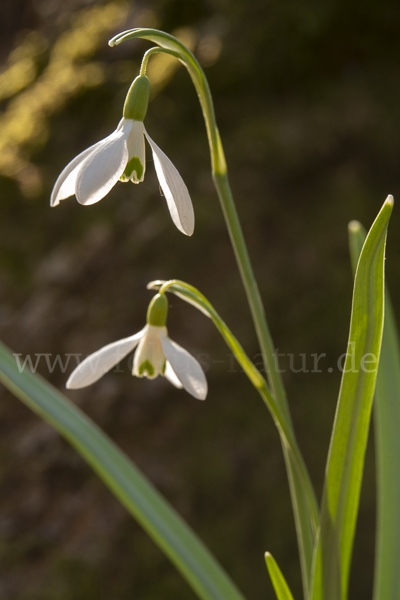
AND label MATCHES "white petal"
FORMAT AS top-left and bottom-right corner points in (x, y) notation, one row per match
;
(50, 139), (106, 207)
(66, 329), (144, 389)
(125, 121), (146, 183)
(76, 119), (133, 205)
(144, 130), (194, 236)
(160, 337), (207, 400)
(164, 361), (183, 388)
